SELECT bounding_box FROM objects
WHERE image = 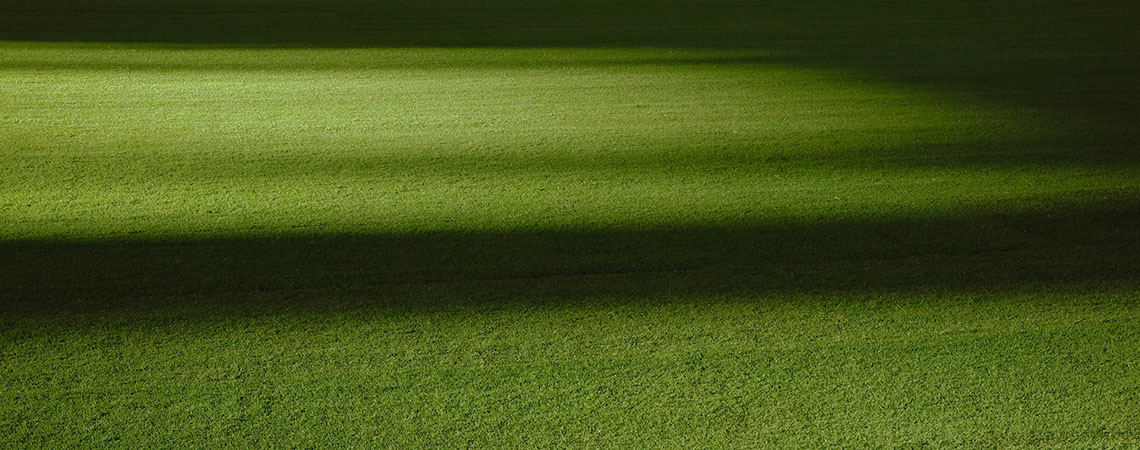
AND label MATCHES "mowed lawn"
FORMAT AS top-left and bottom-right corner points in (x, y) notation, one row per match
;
(3, 0), (1140, 447)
